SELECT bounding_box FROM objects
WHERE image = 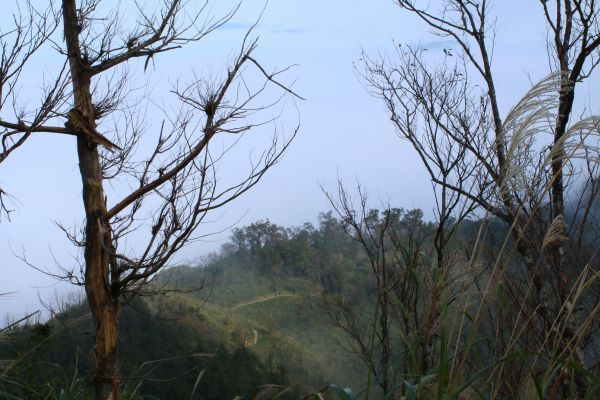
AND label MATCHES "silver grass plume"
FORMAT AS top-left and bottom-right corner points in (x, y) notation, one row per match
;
(499, 73), (600, 201)
(499, 72), (564, 197)
(542, 214), (568, 249)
